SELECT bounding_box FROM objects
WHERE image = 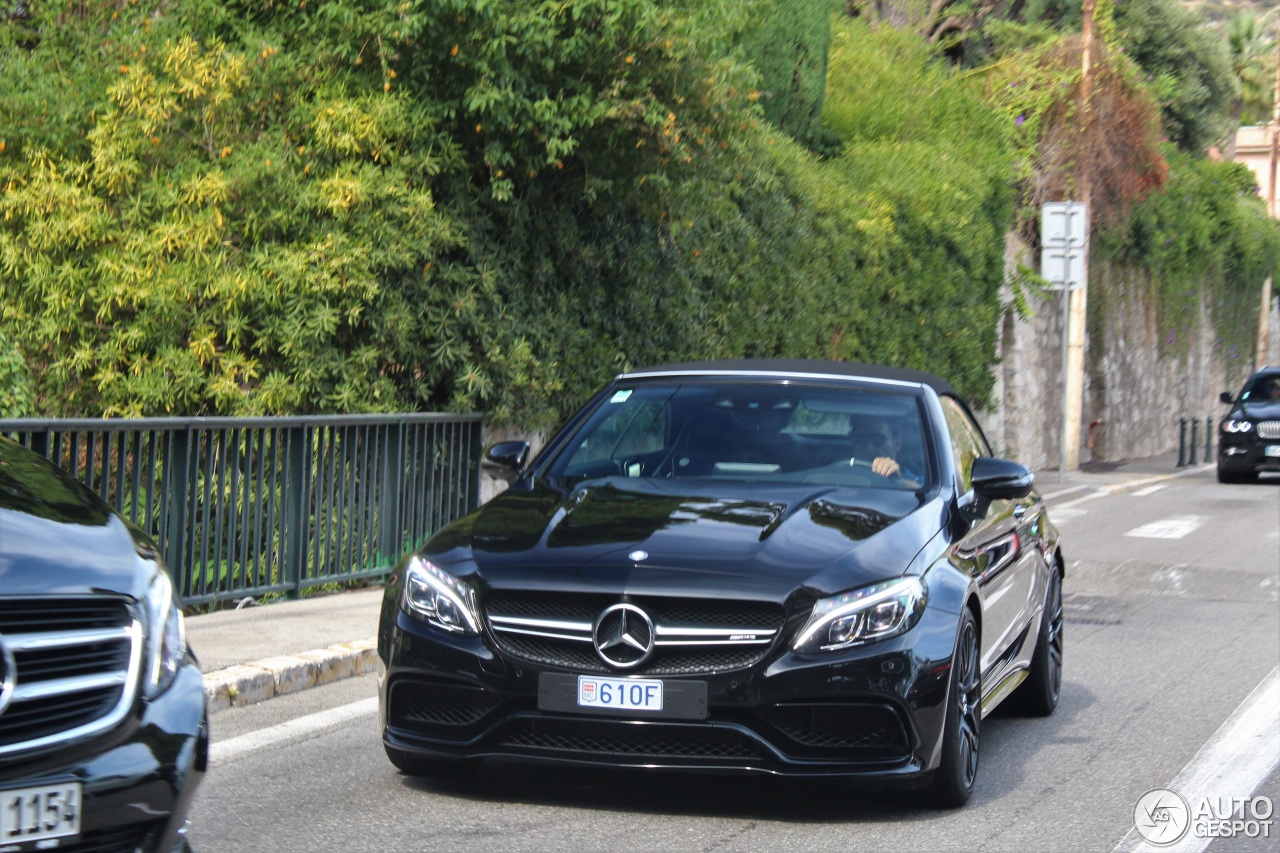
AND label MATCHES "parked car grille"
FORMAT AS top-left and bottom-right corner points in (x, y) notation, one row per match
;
(1257, 421), (1280, 440)
(484, 592), (786, 676)
(0, 597), (141, 756)
(53, 821), (164, 853)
